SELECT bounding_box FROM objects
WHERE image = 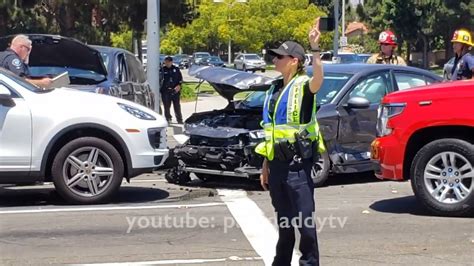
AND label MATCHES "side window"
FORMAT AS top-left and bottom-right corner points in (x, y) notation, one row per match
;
(349, 72), (391, 104)
(116, 54), (128, 82)
(126, 53), (146, 83)
(394, 72), (427, 91)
